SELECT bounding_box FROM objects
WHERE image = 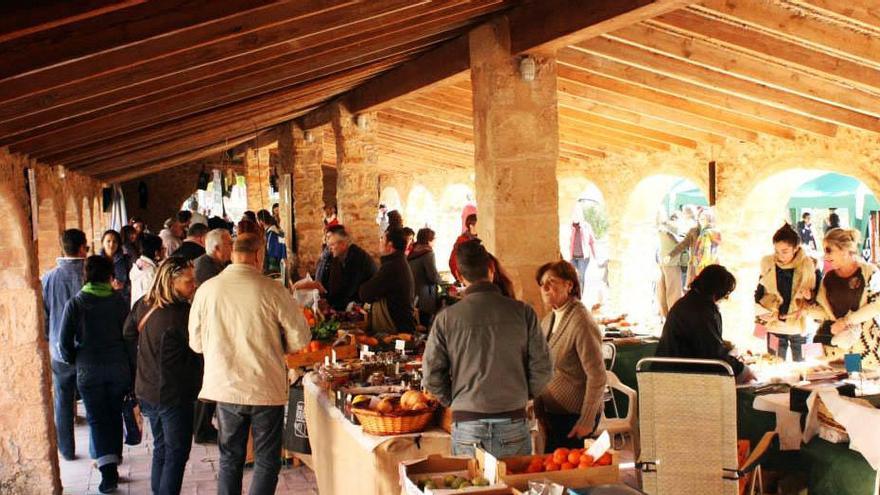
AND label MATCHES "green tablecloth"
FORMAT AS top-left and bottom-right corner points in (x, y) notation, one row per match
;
(606, 339), (658, 417)
(737, 387), (879, 494)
